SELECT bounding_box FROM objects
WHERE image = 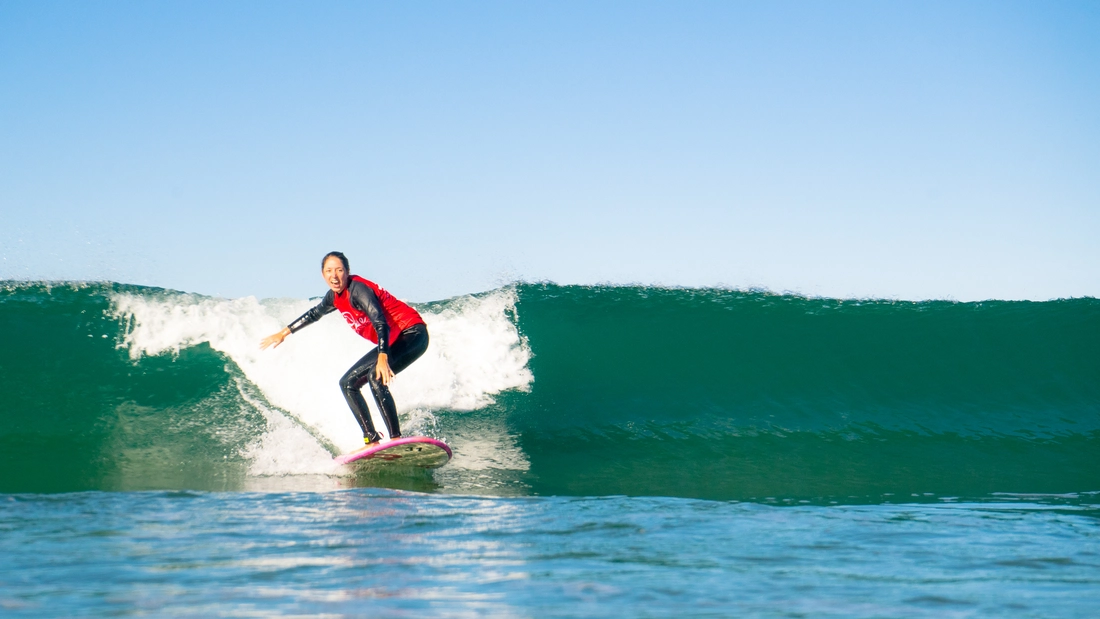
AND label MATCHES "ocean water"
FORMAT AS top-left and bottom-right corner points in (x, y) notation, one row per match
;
(1, 281), (1098, 616)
